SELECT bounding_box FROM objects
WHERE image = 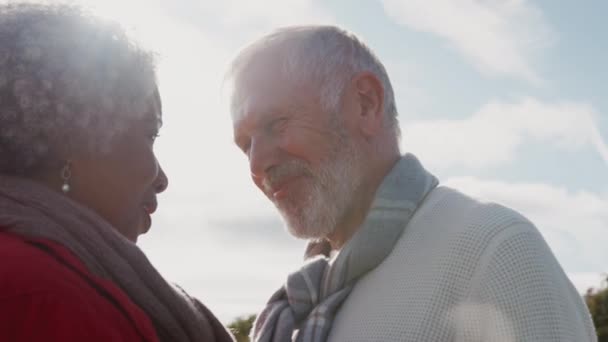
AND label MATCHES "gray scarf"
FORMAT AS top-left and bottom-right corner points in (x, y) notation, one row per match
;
(252, 154), (438, 342)
(0, 175), (233, 342)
